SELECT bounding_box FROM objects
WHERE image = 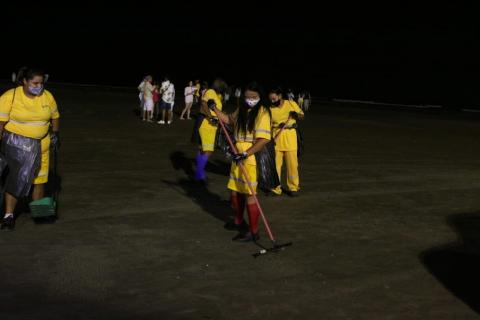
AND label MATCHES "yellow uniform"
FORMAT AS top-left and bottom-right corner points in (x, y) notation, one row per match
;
(199, 89), (222, 152)
(195, 83), (201, 98)
(0, 87), (60, 184)
(228, 107), (271, 195)
(270, 100), (303, 194)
